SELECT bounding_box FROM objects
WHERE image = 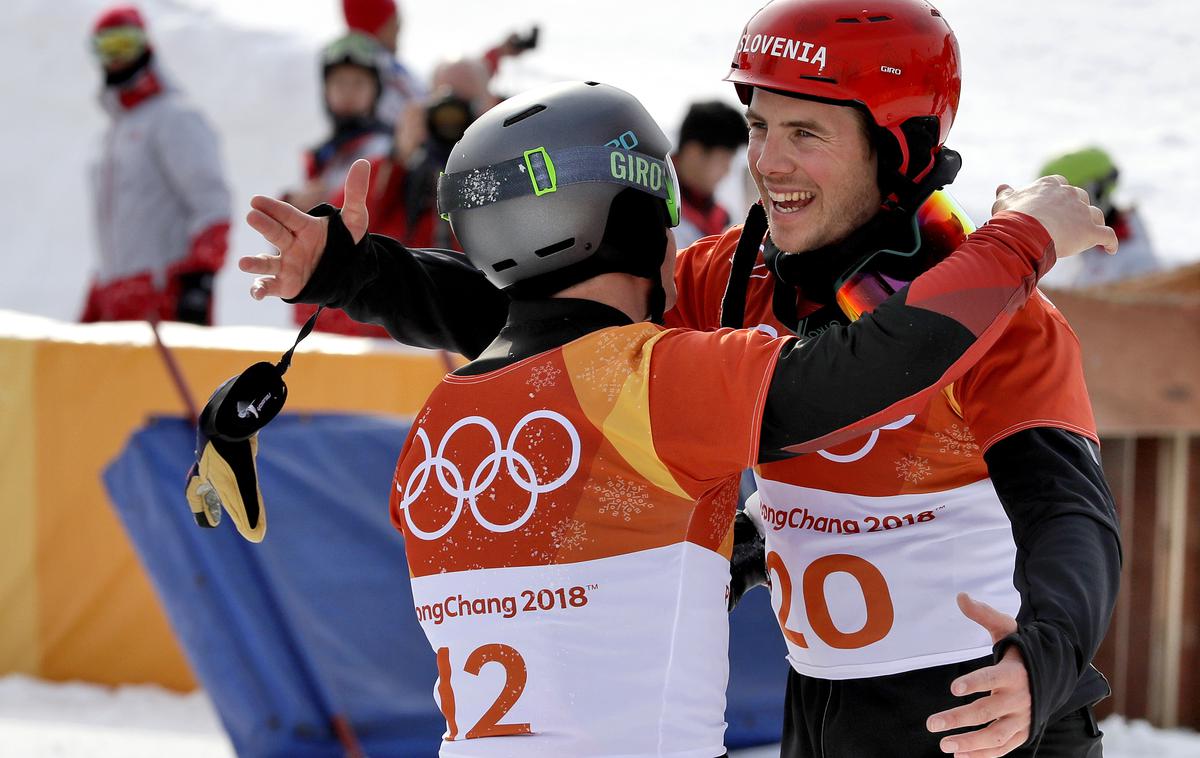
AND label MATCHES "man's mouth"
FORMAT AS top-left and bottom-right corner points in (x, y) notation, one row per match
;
(766, 189), (815, 215)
